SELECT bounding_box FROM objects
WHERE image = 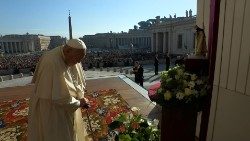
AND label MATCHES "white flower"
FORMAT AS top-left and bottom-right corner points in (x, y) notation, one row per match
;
(185, 88), (192, 96)
(177, 69), (184, 76)
(129, 113), (134, 119)
(147, 120), (152, 126)
(0, 126), (22, 141)
(140, 119), (145, 122)
(164, 91), (172, 100)
(152, 119), (159, 126)
(188, 81), (195, 88)
(191, 74), (197, 81)
(103, 96), (121, 105)
(176, 92), (185, 100)
(131, 107), (140, 113)
(12, 107), (29, 116)
(175, 75), (180, 80)
(196, 79), (203, 85)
